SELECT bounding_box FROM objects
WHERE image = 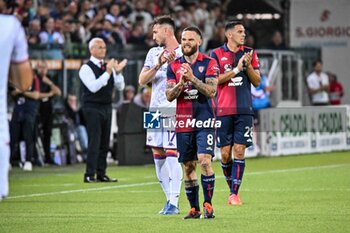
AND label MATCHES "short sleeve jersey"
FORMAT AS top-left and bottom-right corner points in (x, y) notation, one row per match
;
(143, 46), (182, 110)
(0, 15), (29, 142)
(167, 53), (219, 132)
(211, 44), (259, 116)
